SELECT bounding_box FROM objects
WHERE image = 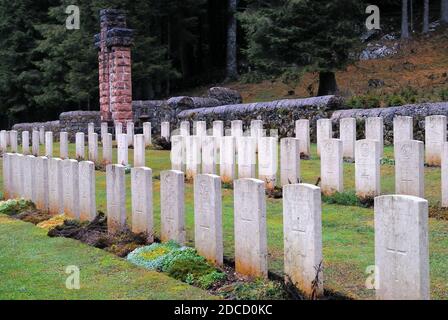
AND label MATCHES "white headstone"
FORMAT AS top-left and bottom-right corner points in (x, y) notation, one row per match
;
(62, 159), (80, 219)
(425, 115), (446, 166)
(160, 170), (186, 244)
(45, 132), (53, 157)
(442, 142), (448, 207)
(220, 136), (236, 183)
(280, 138), (301, 186)
(35, 157), (49, 212)
(117, 133), (129, 166)
(106, 164), (126, 233)
(365, 117), (384, 157)
(171, 135), (185, 171)
(48, 158), (64, 215)
(88, 133), (98, 163)
(185, 136), (201, 180)
(320, 139), (343, 196)
(213, 121), (224, 137)
(161, 122), (170, 140)
(355, 139), (381, 199)
(88, 122), (95, 137)
(101, 122), (108, 142)
(394, 116), (413, 144)
(201, 136), (216, 175)
(395, 140), (424, 198)
(250, 120), (263, 150)
(194, 174), (223, 266)
(340, 118), (356, 160)
(60, 132), (69, 160)
(180, 121), (190, 137)
(143, 122), (152, 146)
(295, 119), (310, 158)
(234, 178), (268, 278)
(258, 137), (278, 190)
(13, 154), (24, 198)
(21, 131), (30, 155)
(316, 119), (332, 157)
(195, 121), (207, 136)
(374, 195), (429, 300)
(10, 131), (18, 153)
(133, 134), (146, 167)
(131, 167), (153, 241)
(79, 161), (96, 222)
(0, 130), (7, 152)
(115, 122), (123, 139)
(126, 122), (134, 147)
(102, 133), (113, 165)
(75, 132), (85, 160)
(237, 137), (256, 179)
(23, 155), (36, 202)
(283, 183), (323, 298)
(32, 130), (40, 156)
(39, 126), (45, 144)
(231, 120), (243, 151)
(2, 153), (11, 199)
